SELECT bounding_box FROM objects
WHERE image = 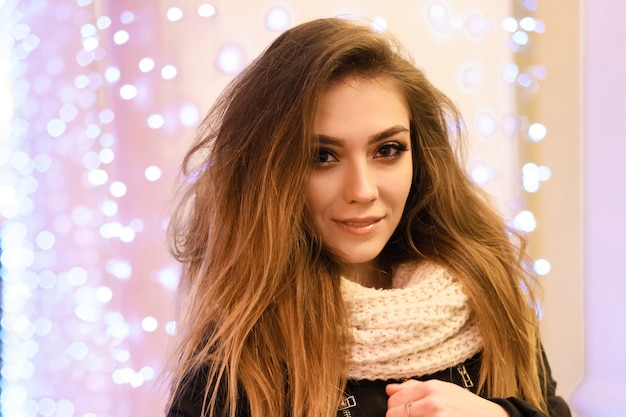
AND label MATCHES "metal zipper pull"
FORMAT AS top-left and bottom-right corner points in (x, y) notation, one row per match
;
(338, 395), (356, 417)
(456, 364), (474, 389)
